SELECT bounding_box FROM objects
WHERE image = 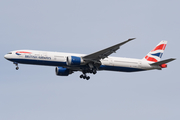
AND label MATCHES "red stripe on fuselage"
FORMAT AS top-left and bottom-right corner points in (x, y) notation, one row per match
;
(145, 55), (158, 62)
(16, 51), (32, 54)
(151, 44), (166, 52)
